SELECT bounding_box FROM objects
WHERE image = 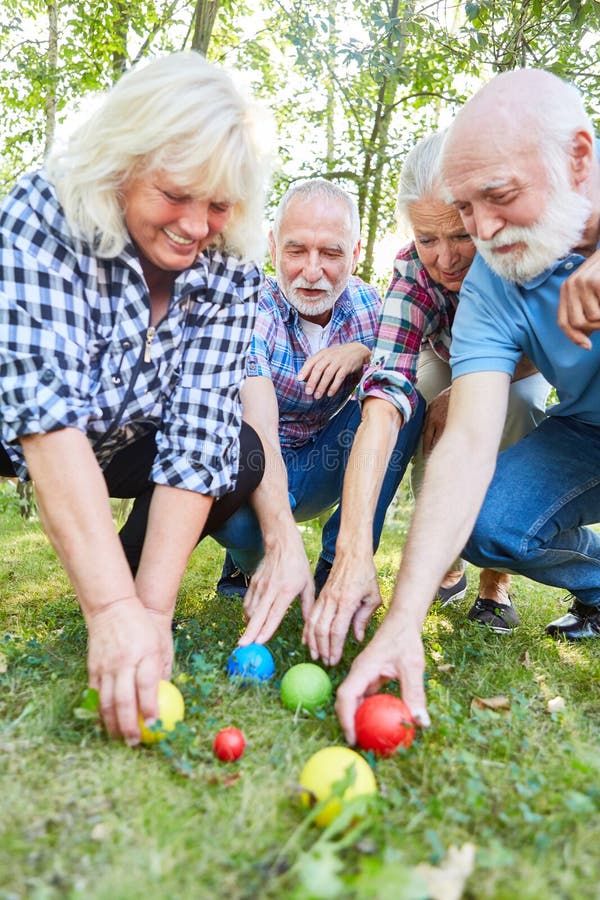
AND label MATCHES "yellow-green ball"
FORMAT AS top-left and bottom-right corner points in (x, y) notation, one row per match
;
(280, 663), (333, 713)
(299, 746), (377, 827)
(139, 680), (185, 744)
